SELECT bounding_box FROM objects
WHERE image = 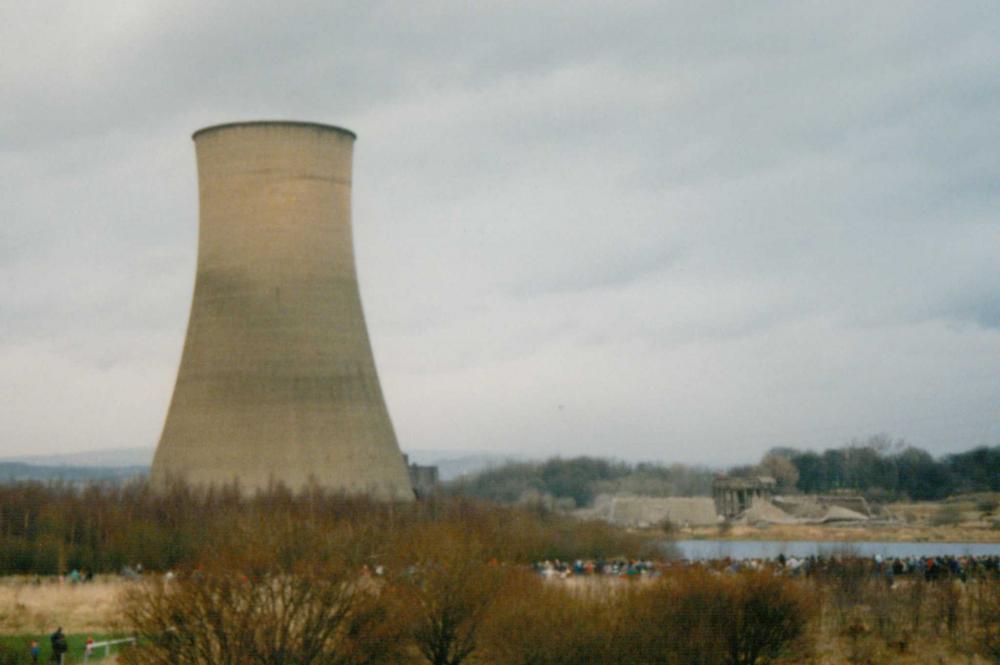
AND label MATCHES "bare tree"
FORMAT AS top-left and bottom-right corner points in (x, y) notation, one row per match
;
(389, 523), (511, 665)
(632, 568), (814, 665)
(721, 571), (813, 665)
(120, 520), (402, 665)
(481, 573), (617, 665)
(758, 454), (799, 493)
